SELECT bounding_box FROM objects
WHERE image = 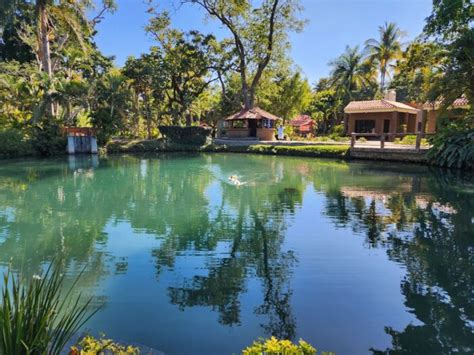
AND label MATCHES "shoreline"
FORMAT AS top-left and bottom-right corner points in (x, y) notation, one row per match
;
(0, 138), (455, 168)
(104, 139), (430, 165)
